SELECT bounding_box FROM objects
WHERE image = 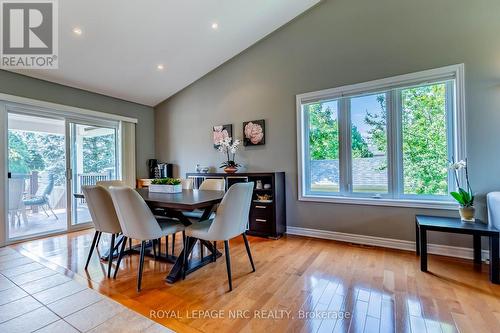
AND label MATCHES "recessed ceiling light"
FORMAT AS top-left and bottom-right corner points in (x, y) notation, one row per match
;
(211, 22), (219, 30)
(157, 64), (164, 70)
(72, 27), (82, 36)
